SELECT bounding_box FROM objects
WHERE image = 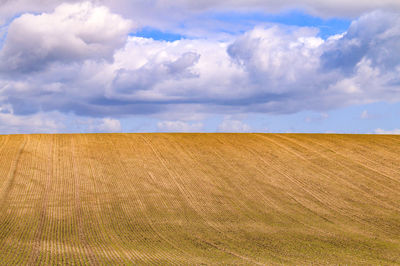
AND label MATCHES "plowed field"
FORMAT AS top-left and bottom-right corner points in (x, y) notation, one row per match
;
(0, 133), (399, 264)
